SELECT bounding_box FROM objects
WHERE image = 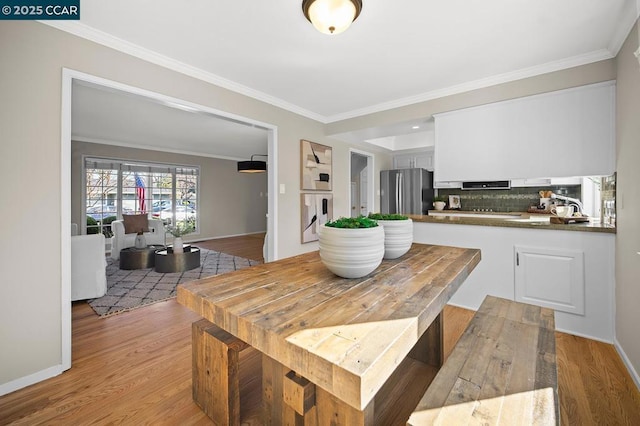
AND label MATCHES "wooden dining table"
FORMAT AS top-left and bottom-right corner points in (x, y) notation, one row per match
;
(178, 243), (481, 425)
